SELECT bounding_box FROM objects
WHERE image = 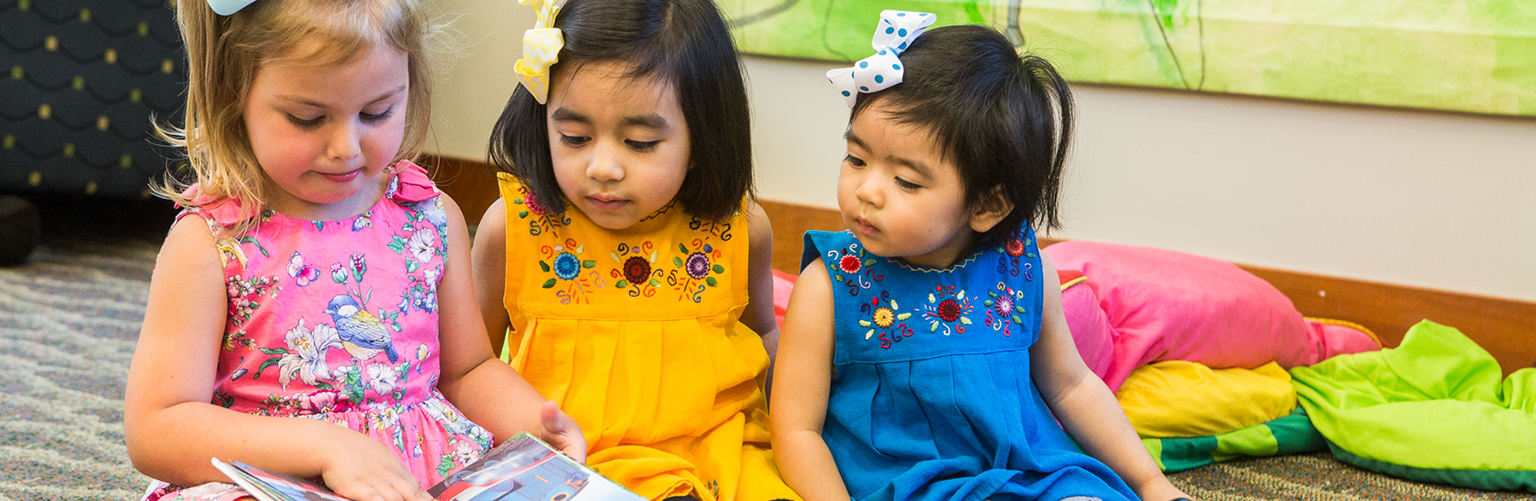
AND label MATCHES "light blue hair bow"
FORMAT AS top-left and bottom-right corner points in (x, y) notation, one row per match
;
(826, 10), (937, 107)
(207, 0), (258, 15)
